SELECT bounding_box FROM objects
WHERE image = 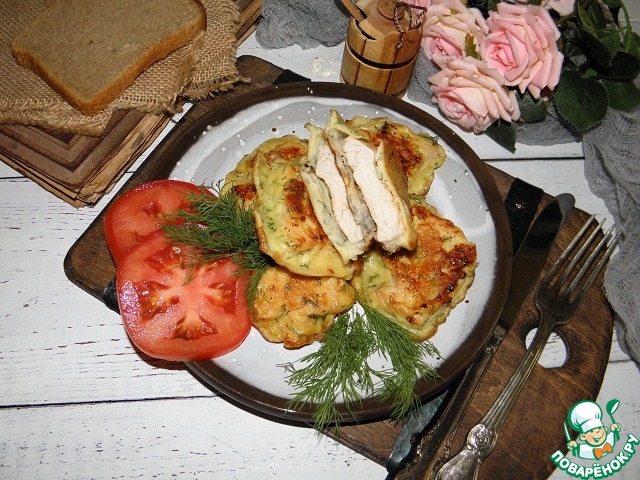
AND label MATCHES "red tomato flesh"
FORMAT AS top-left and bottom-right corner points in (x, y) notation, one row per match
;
(116, 231), (251, 361)
(104, 179), (207, 264)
